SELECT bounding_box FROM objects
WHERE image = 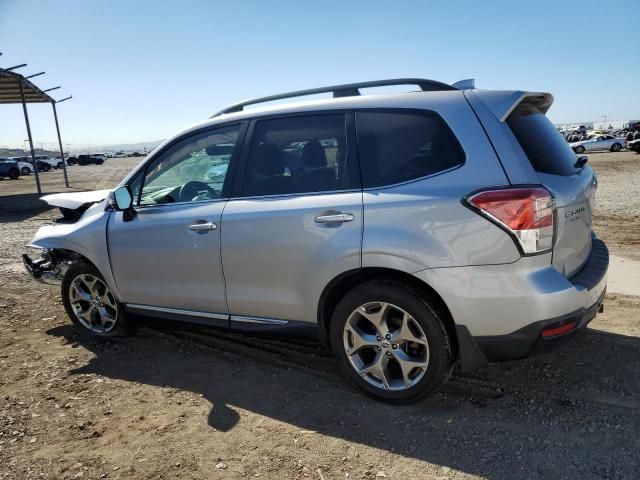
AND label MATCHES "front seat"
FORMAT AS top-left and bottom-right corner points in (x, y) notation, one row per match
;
(246, 143), (294, 196)
(296, 140), (336, 192)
